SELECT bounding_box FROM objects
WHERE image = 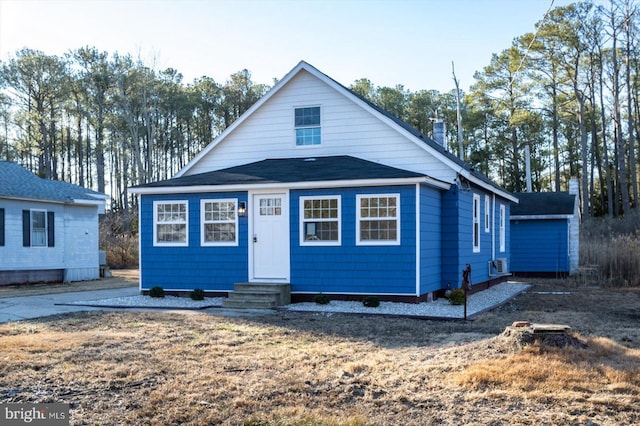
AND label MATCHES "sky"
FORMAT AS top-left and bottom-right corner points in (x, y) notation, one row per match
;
(0, 0), (577, 94)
